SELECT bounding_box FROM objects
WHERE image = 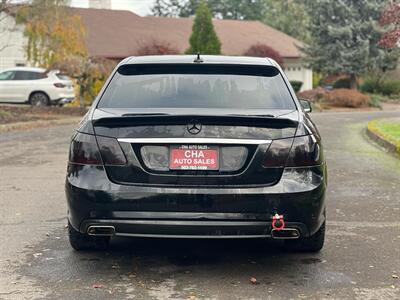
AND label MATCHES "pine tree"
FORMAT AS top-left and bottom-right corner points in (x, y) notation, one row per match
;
(185, 1), (221, 54)
(303, 0), (398, 89)
(151, 0), (185, 18)
(263, 0), (310, 42)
